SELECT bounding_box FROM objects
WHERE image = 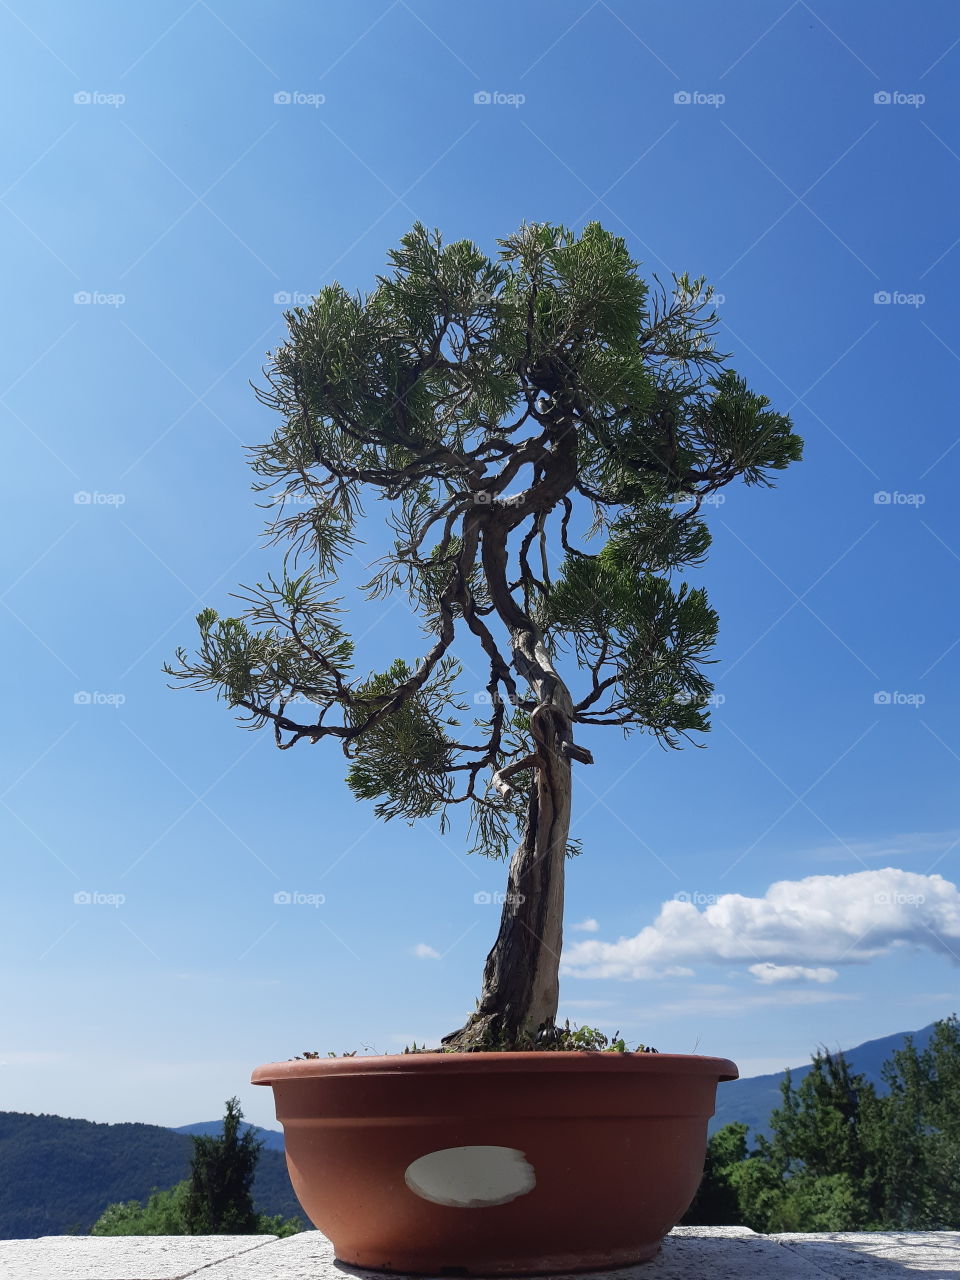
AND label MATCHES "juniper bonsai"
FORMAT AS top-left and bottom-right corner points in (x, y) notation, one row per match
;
(167, 221), (802, 1050)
